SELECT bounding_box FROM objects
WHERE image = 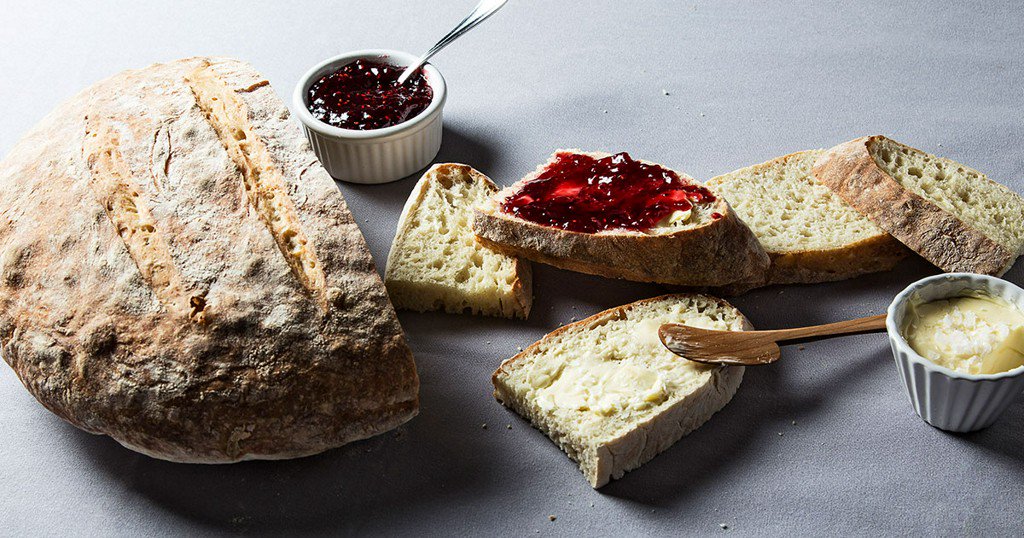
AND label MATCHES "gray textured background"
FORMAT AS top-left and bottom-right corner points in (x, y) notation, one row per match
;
(1, 1), (1022, 536)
